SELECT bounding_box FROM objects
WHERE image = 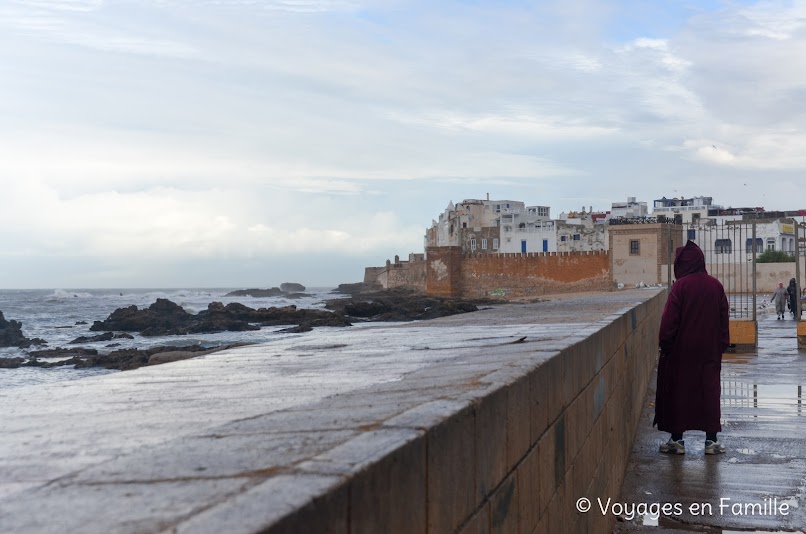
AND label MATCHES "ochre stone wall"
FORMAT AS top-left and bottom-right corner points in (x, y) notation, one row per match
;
(425, 250), (611, 298)
(426, 246), (463, 297)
